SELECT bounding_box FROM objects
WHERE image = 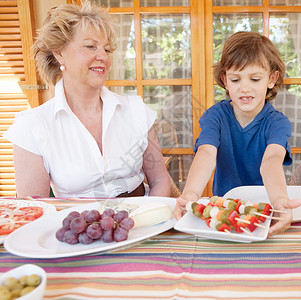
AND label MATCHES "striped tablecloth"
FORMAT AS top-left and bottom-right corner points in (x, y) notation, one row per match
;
(1, 197), (301, 300)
